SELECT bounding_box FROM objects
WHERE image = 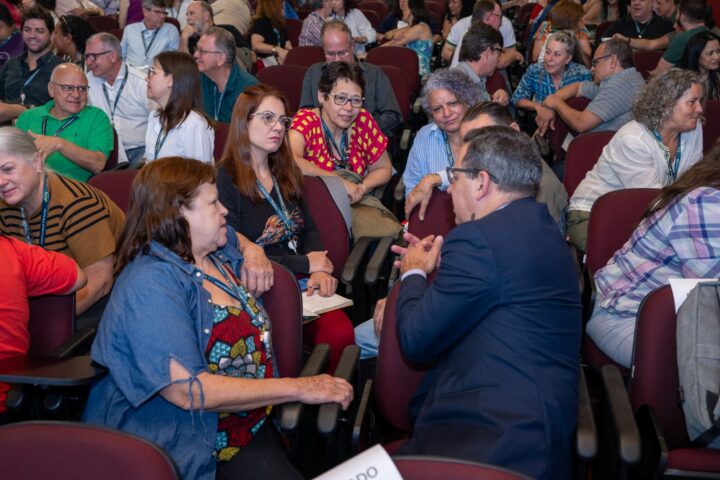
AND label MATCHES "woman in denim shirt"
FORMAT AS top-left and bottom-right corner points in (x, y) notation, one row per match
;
(83, 158), (352, 480)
